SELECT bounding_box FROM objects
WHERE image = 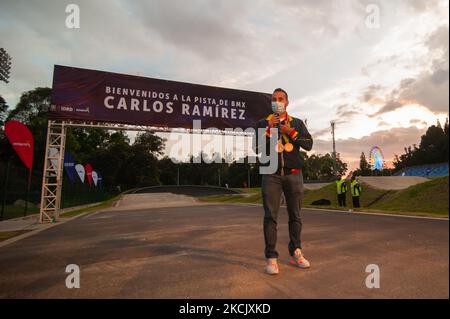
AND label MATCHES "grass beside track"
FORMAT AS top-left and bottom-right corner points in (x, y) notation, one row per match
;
(202, 177), (449, 218)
